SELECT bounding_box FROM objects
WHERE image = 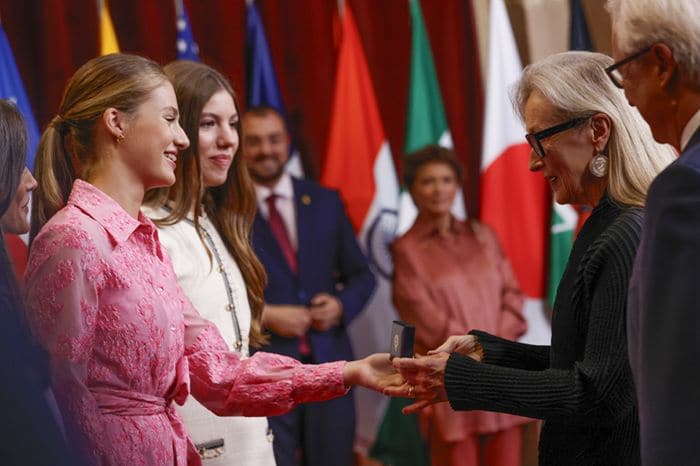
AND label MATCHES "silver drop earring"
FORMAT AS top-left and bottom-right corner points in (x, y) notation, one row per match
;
(589, 154), (608, 177)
